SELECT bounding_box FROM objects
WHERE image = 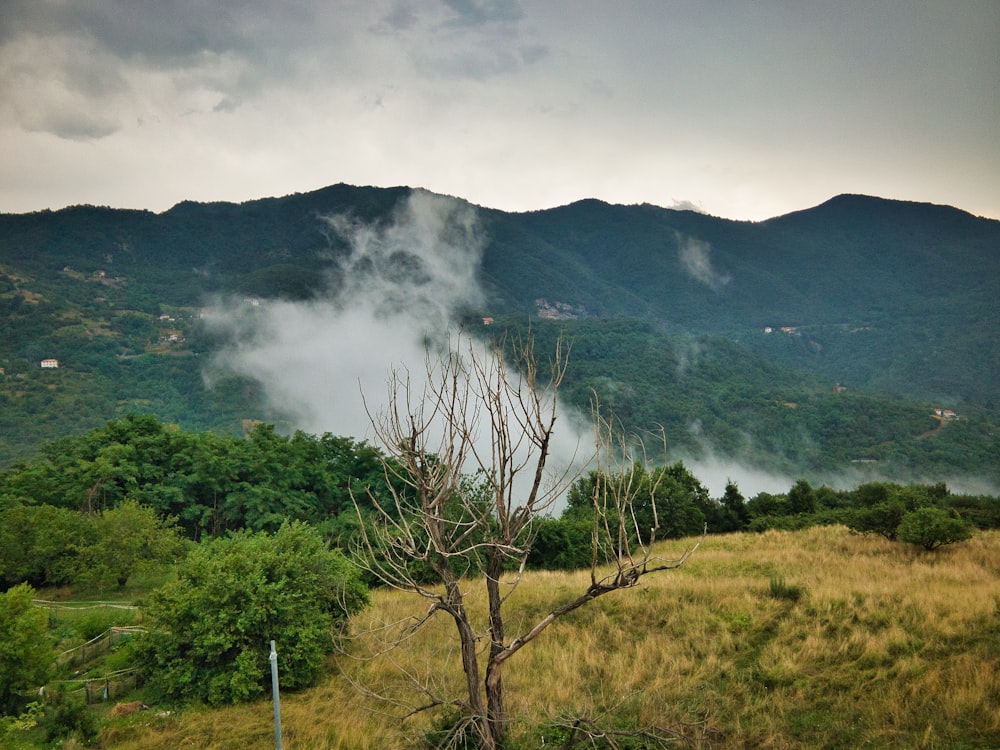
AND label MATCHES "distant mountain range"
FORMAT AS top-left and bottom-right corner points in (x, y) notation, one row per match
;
(1, 185), (997, 486)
